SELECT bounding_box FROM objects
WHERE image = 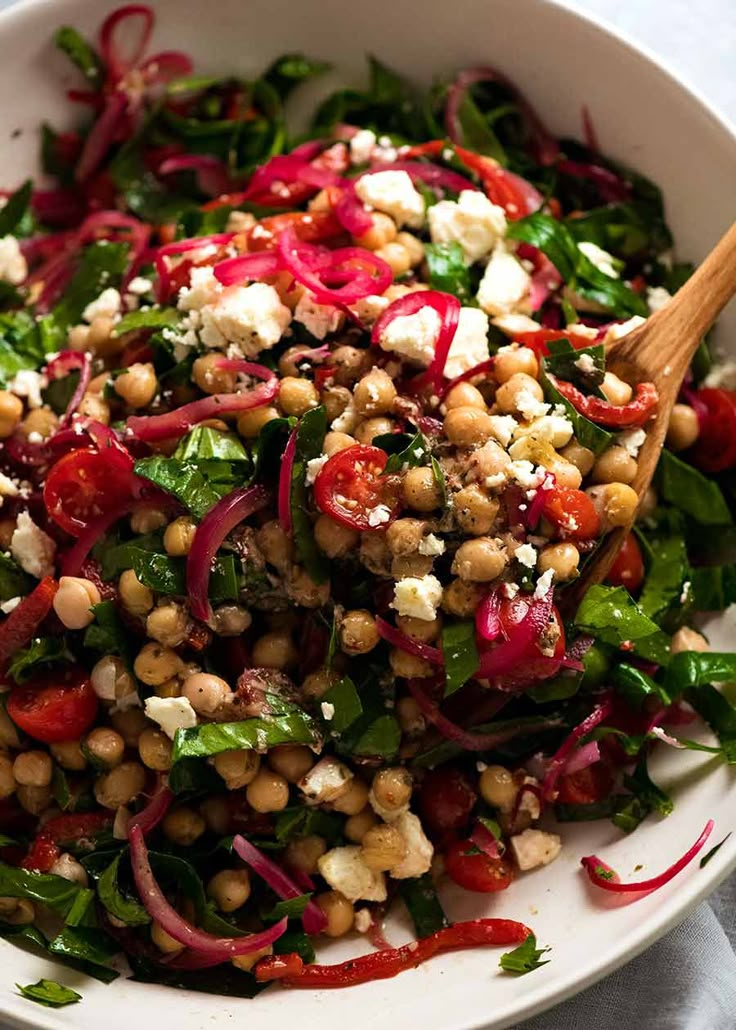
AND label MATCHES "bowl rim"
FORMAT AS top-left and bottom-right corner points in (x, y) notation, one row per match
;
(0, 1), (733, 1028)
